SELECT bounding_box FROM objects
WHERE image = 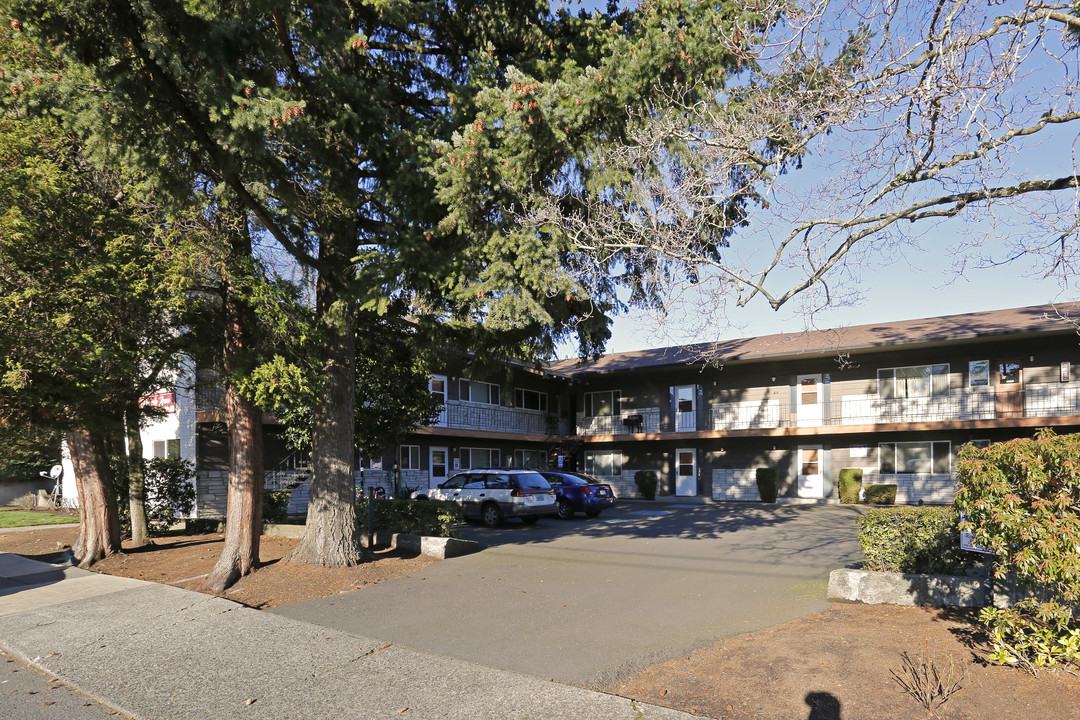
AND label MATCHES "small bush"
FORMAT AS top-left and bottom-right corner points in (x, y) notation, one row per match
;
(112, 457), (197, 535)
(263, 490), (293, 524)
(857, 506), (980, 575)
(978, 599), (1080, 676)
(357, 498), (463, 537)
(755, 467), (778, 502)
(634, 470), (658, 500)
(864, 484), (897, 505)
(838, 468), (862, 504)
(16, 492), (37, 510)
